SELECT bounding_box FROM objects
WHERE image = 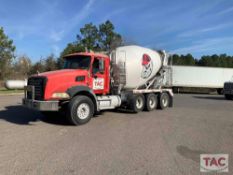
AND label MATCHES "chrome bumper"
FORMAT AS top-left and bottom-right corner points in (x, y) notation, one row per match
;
(22, 98), (59, 111)
(23, 85), (59, 111)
